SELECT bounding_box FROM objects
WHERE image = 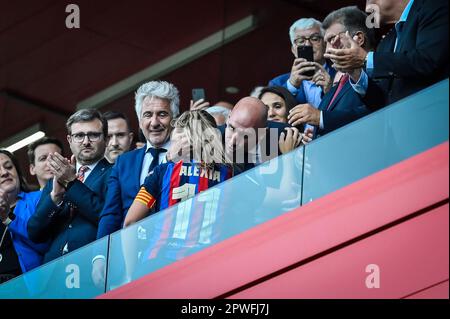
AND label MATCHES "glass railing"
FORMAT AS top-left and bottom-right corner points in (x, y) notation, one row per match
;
(302, 79), (449, 203)
(0, 236), (109, 299)
(106, 149), (304, 290)
(0, 79), (447, 298)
